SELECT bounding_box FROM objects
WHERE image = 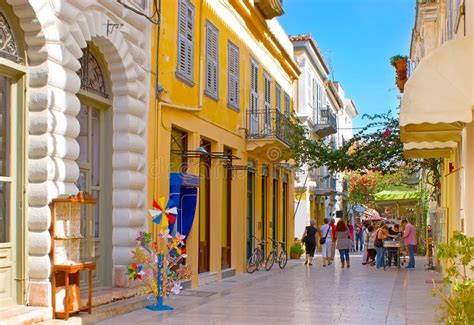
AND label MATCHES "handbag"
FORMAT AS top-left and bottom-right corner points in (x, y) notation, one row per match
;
(374, 229), (384, 248)
(320, 227), (331, 245)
